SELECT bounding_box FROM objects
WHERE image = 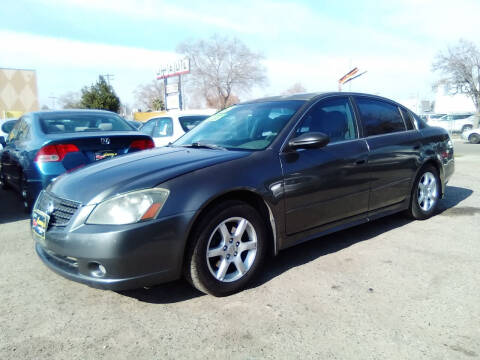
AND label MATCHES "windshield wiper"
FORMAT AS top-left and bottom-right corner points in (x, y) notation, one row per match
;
(180, 142), (227, 150)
